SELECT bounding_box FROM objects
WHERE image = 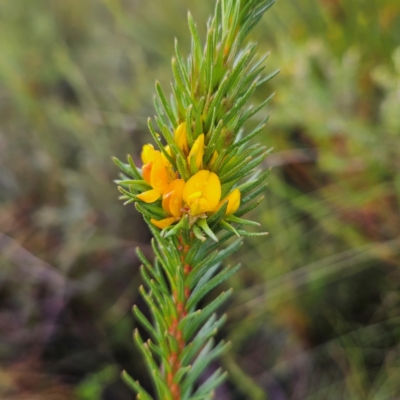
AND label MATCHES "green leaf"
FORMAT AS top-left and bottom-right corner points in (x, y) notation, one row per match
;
(219, 155), (252, 183)
(232, 117), (269, 149)
(116, 179), (151, 192)
(236, 92), (274, 129)
(135, 203), (166, 220)
(180, 313), (226, 366)
(140, 266), (173, 315)
(188, 262), (221, 298)
(182, 340), (231, 399)
(226, 215), (260, 226)
(187, 250), (218, 288)
(113, 156), (142, 180)
(193, 223), (207, 242)
(162, 216), (185, 238)
(185, 104), (195, 147)
(237, 168), (270, 196)
(206, 237), (243, 267)
(188, 12), (202, 74)
(241, 183), (268, 205)
(185, 236), (204, 265)
(188, 263), (241, 310)
(222, 79), (258, 125)
(176, 265), (186, 304)
(139, 286), (167, 334)
(172, 57), (191, 104)
(175, 365), (192, 385)
(237, 230), (269, 237)
(219, 220), (240, 237)
(192, 368), (228, 398)
(155, 81), (178, 128)
(133, 305), (159, 343)
(204, 119), (223, 164)
(189, 153), (199, 175)
(121, 371), (153, 400)
(147, 340), (169, 366)
(207, 201), (228, 228)
(197, 218), (219, 242)
(235, 195), (264, 217)
(176, 153), (191, 181)
(256, 68), (280, 87)
(134, 330), (172, 400)
(181, 289), (233, 341)
(221, 150), (270, 183)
